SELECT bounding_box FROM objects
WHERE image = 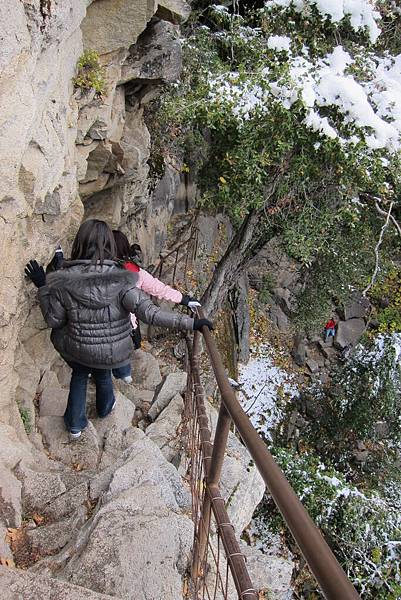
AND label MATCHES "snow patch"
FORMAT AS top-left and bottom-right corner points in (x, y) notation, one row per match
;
(238, 345), (298, 440)
(267, 35), (292, 52)
(264, 0), (381, 43)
